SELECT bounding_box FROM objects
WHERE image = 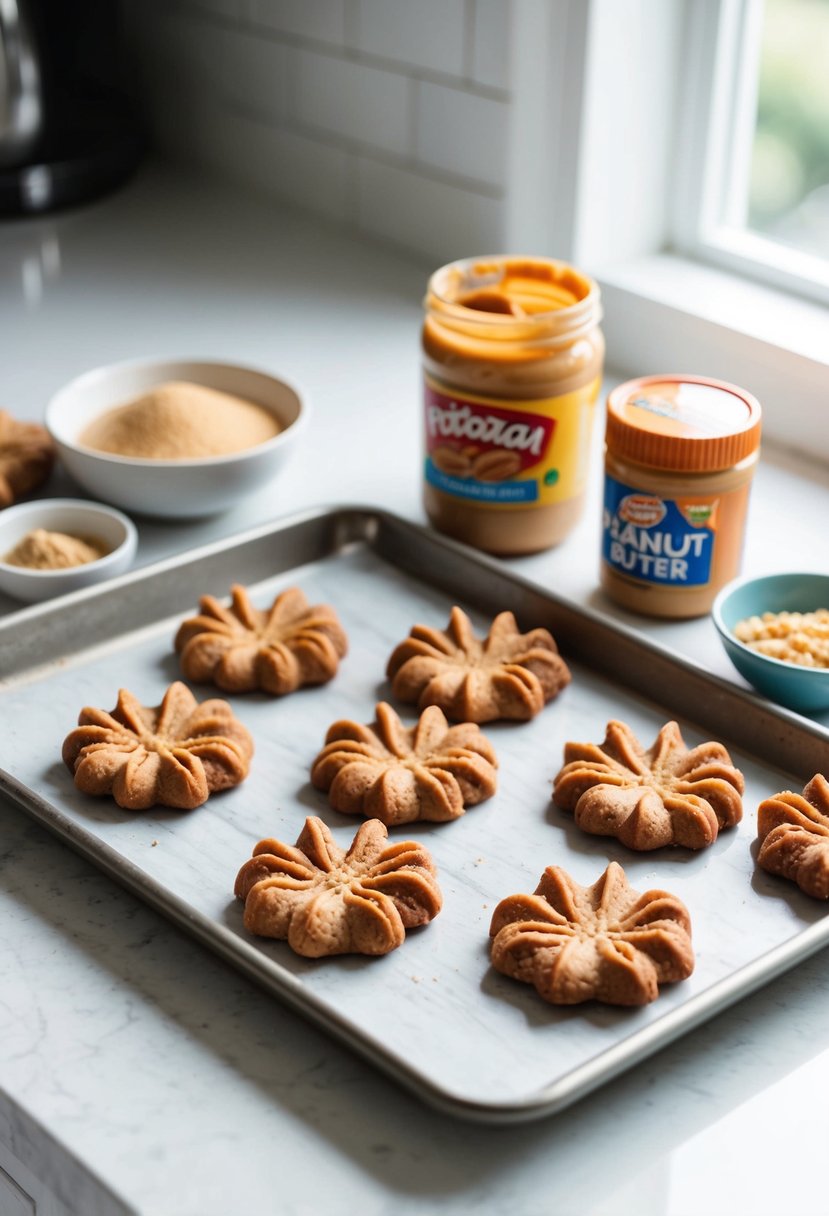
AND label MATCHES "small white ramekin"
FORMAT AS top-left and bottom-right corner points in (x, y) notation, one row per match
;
(0, 498), (138, 602)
